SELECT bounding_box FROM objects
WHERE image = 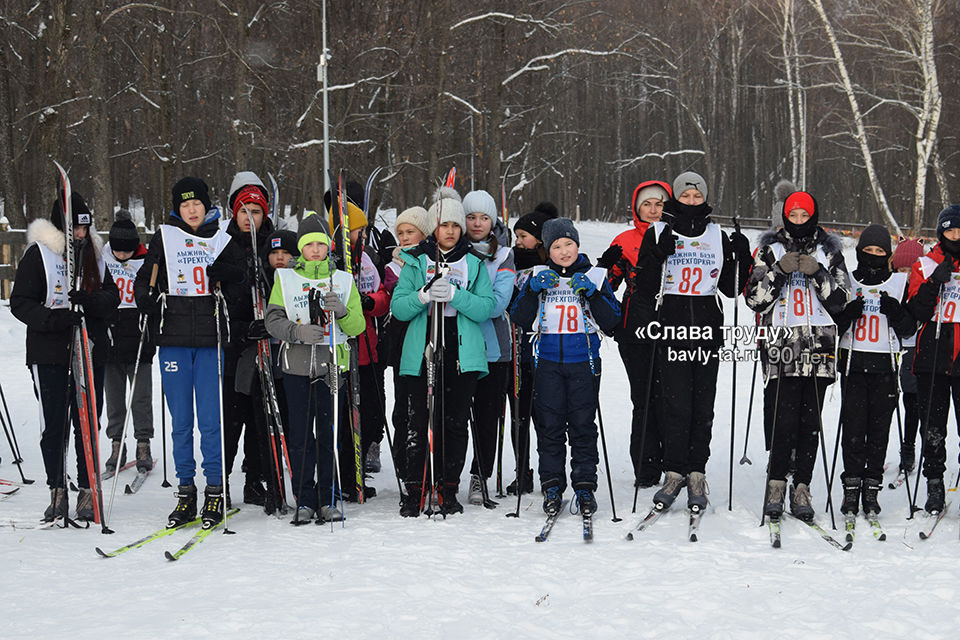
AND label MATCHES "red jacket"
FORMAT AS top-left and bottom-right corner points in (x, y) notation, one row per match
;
(906, 243), (960, 374)
(606, 180), (672, 289)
